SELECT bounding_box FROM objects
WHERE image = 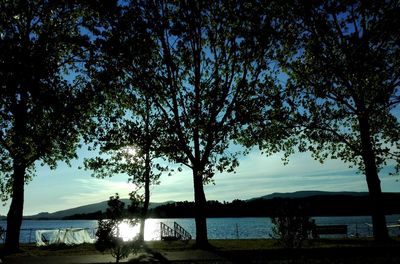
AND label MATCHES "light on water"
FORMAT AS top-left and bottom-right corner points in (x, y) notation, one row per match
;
(118, 221), (140, 241)
(117, 219), (160, 241)
(4, 215), (400, 243)
(143, 219), (164, 240)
